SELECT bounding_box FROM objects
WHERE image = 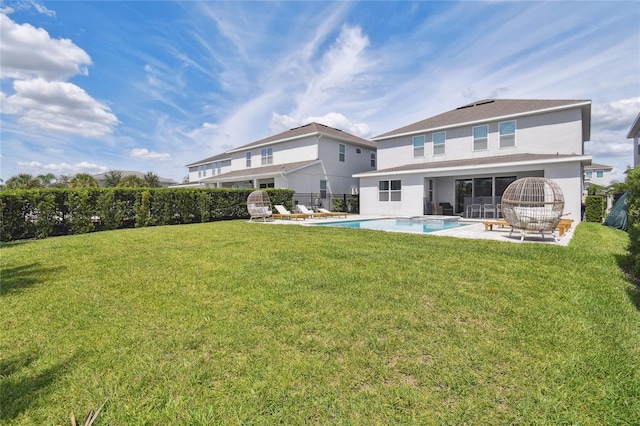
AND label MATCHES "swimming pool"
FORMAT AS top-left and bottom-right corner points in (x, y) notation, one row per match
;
(314, 218), (469, 234)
